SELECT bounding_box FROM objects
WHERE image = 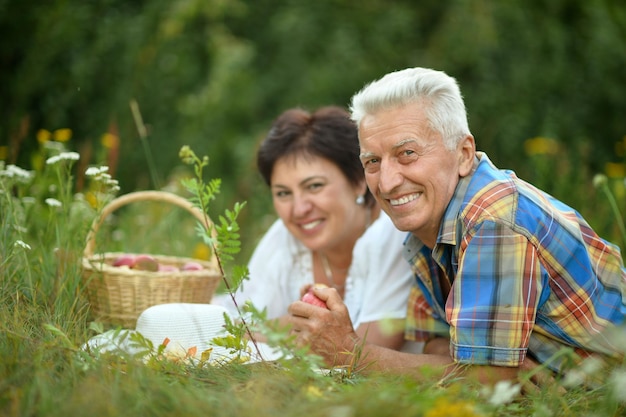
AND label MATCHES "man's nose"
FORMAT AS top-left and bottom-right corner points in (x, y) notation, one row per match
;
(378, 160), (403, 195)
